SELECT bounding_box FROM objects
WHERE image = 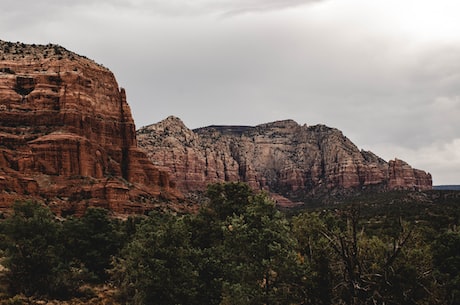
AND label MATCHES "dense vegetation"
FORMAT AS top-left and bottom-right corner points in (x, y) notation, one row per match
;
(0, 183), (459, 305)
